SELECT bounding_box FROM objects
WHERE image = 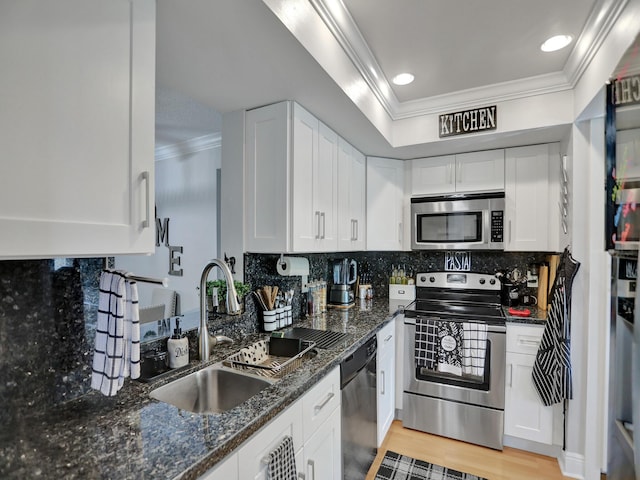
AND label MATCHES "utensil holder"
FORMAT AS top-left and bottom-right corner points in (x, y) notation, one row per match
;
(284, 305), (292, 326)
(276, 307), (285, 329)
(262, 310), (277, 332)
